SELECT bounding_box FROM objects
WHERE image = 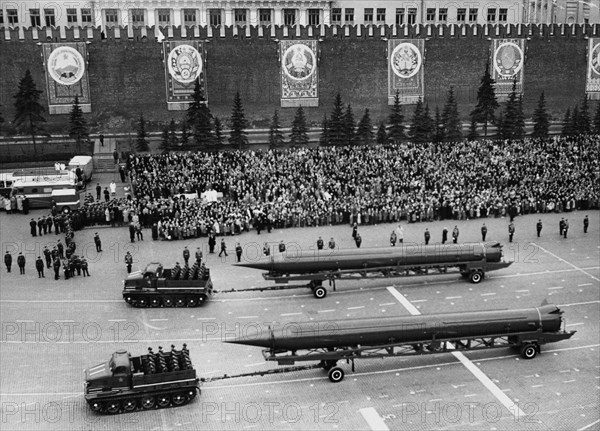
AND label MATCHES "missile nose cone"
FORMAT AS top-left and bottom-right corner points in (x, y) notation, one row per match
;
(232, 262), (270, 270)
